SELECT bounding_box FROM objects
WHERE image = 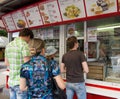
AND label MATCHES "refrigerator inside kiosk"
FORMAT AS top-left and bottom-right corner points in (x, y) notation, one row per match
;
(32, 26), (60, 62)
